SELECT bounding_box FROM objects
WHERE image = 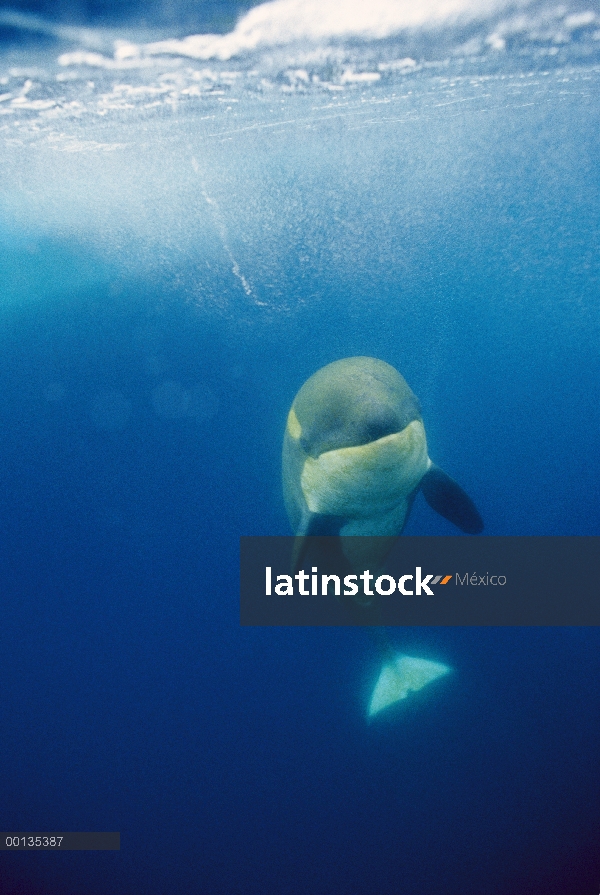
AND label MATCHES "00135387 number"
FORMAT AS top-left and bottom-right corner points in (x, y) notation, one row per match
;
(5, 836), (63, 847)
